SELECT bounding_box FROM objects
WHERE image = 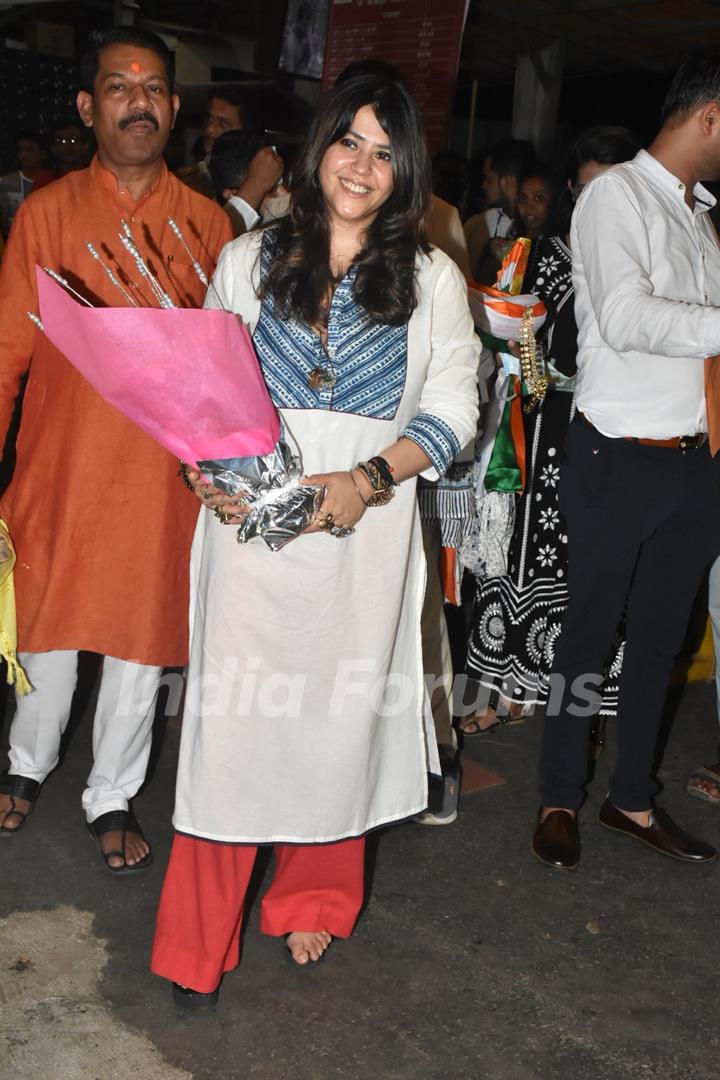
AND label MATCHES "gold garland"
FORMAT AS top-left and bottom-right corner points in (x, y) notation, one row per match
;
(519, 307), (549, 413)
